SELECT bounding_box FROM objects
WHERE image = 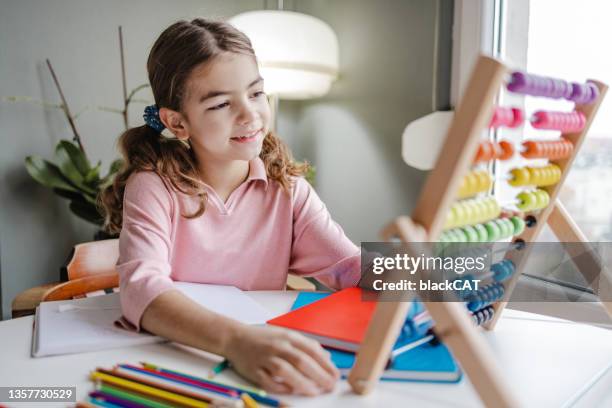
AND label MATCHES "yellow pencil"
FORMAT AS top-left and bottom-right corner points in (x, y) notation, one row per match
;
(90, 371), (209, 408)
(241, 393), (260, 408)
